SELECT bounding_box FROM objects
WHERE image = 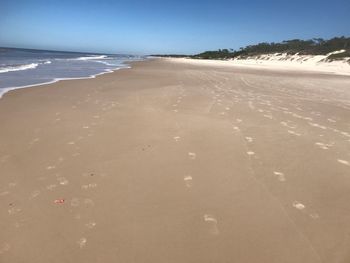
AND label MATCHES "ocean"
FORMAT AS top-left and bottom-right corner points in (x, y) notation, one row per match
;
(0, 47), (143, 98)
